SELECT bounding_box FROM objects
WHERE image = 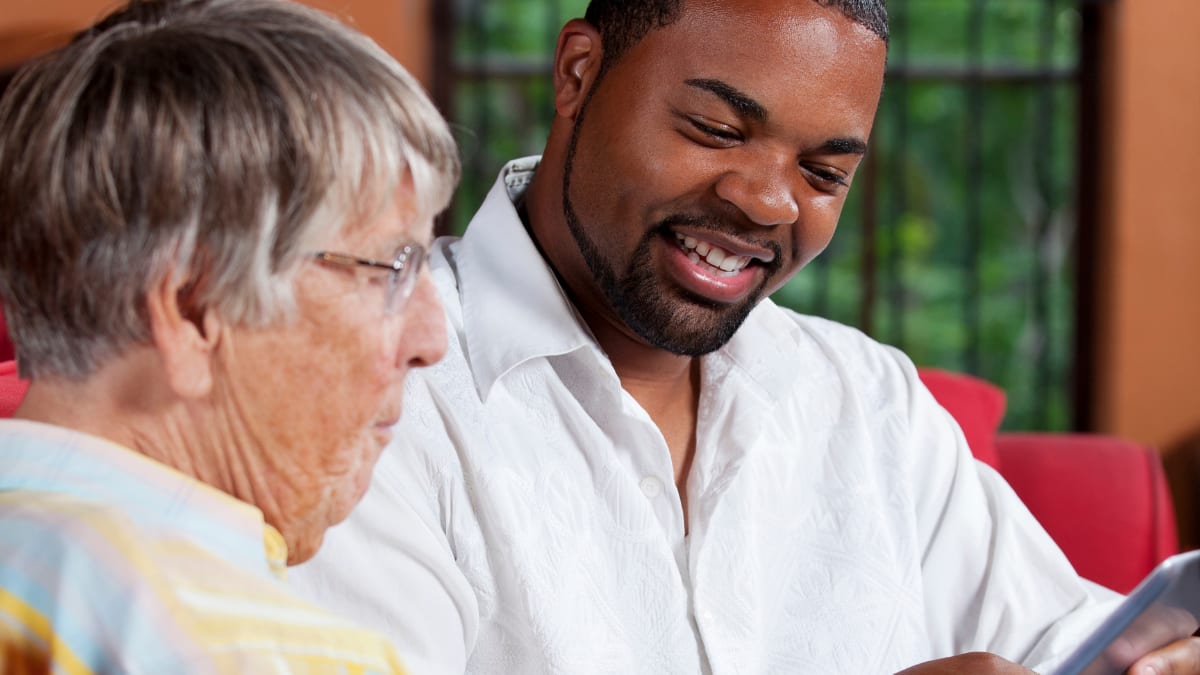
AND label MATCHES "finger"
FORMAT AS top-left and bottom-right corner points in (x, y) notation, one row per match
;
(1127, 636), (1200, 675)
(1109, 608), (1199, 666)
